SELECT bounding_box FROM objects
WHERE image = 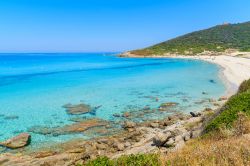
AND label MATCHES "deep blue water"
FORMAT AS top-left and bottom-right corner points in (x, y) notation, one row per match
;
(0, 53), (226, 150)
